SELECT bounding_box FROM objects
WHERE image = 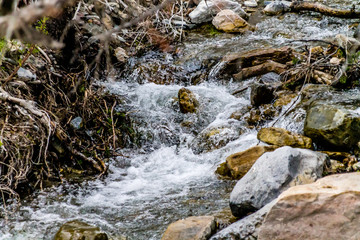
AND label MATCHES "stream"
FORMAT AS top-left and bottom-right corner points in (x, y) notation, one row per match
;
(1, 1), (360, 239)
